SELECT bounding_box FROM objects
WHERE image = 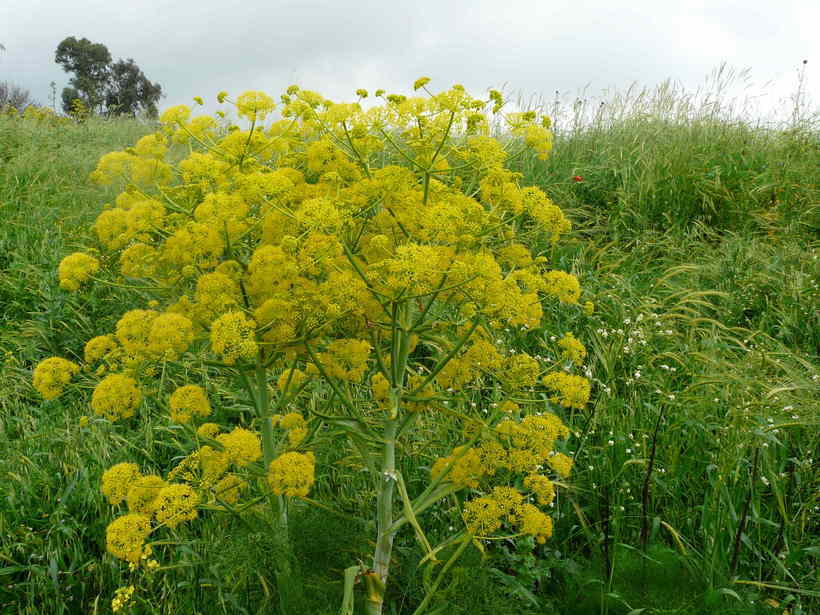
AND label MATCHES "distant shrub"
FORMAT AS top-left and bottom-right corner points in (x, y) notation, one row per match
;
(0, 81), (37, 112)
